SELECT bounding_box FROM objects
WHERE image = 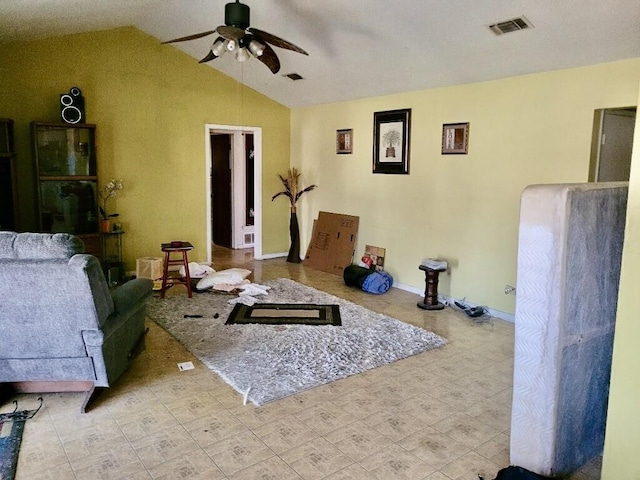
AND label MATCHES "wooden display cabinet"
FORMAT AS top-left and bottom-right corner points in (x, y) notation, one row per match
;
(32, 122), (101, 257)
